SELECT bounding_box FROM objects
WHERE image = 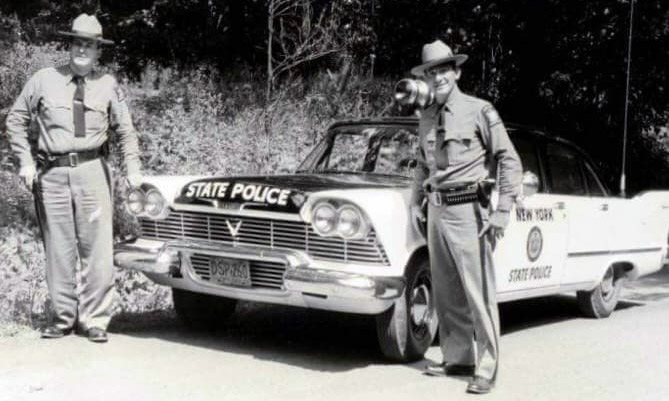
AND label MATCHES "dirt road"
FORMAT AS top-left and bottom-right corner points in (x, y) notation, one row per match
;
(2, 268), (669, 401)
